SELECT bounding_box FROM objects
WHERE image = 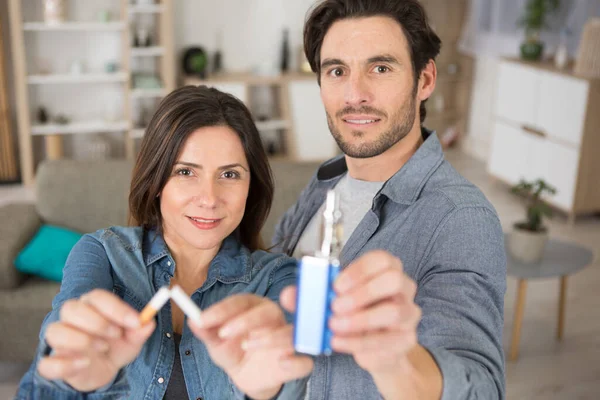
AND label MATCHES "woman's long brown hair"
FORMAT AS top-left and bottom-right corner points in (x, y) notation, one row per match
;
(128, 85), (274, 251)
